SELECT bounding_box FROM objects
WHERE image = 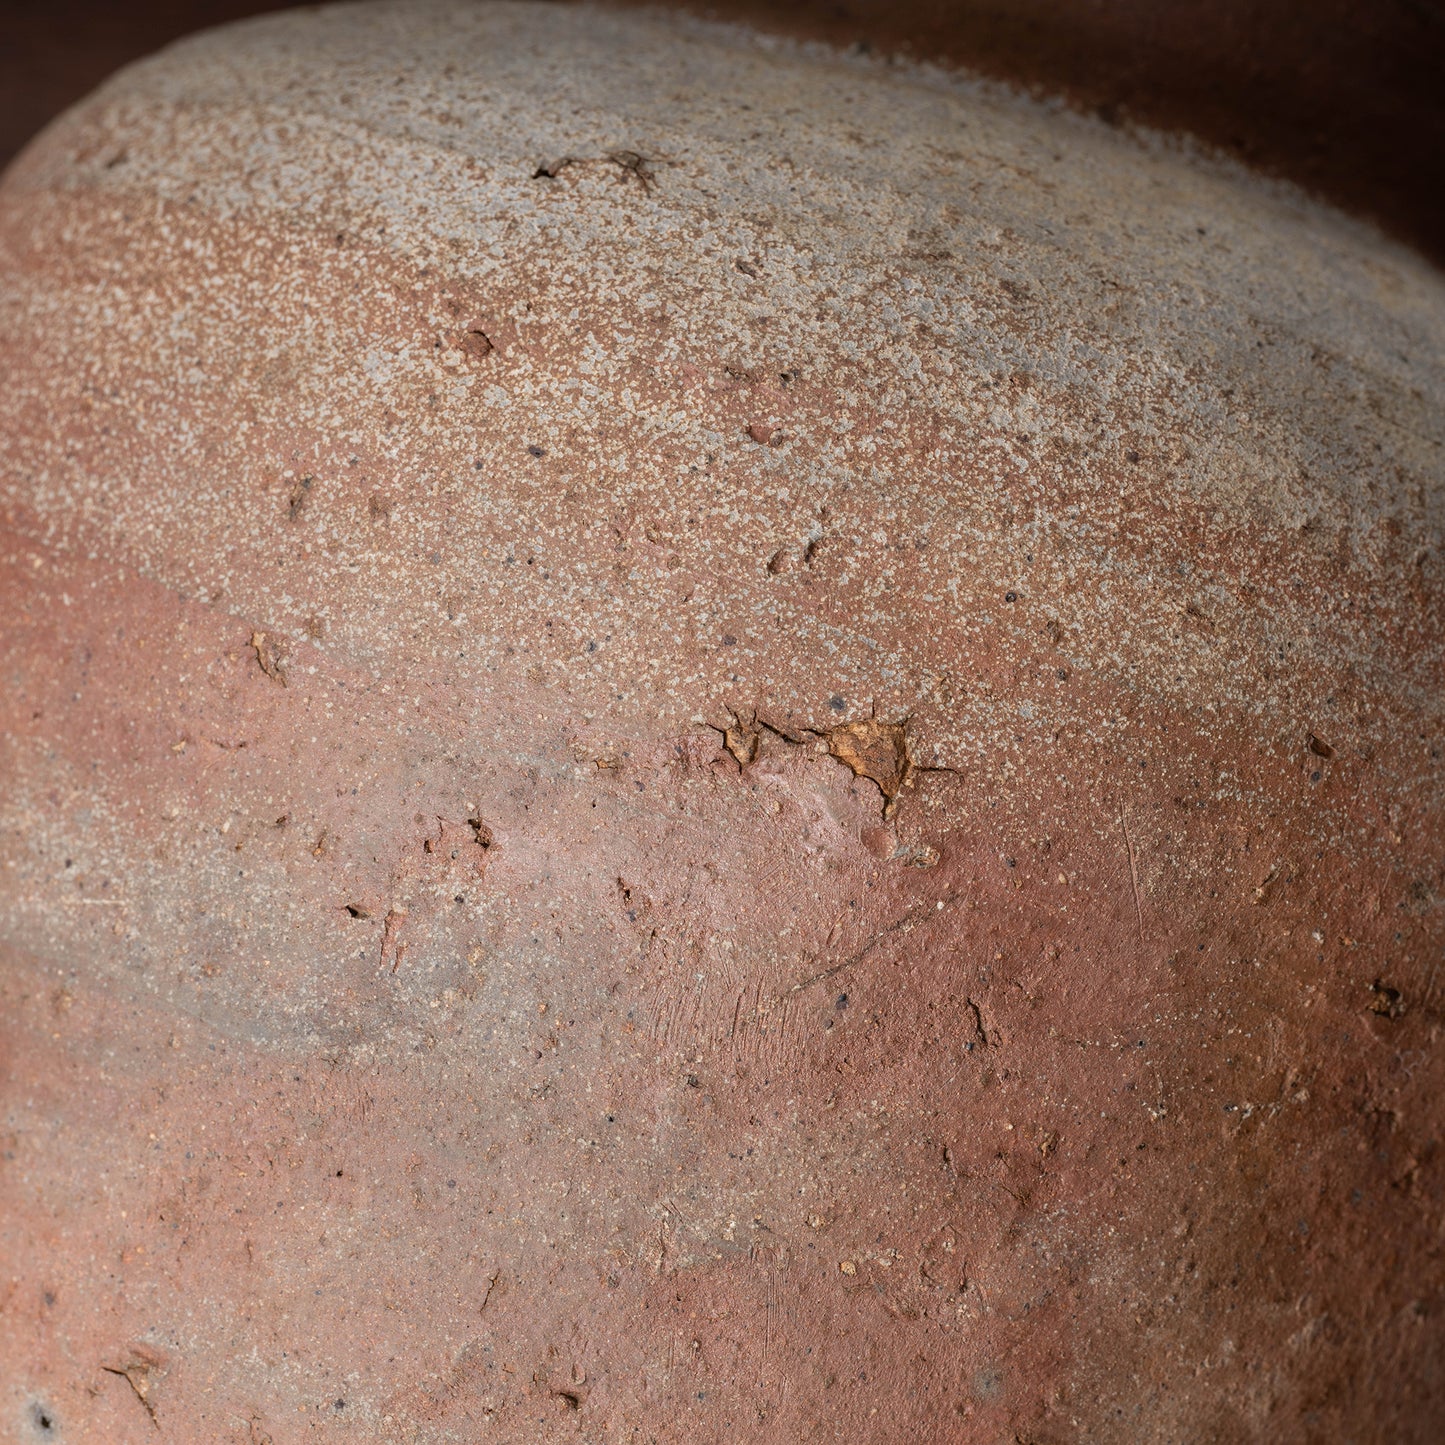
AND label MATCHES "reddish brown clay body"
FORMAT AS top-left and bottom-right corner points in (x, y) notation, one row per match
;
(1, 3), (1442, 1441)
